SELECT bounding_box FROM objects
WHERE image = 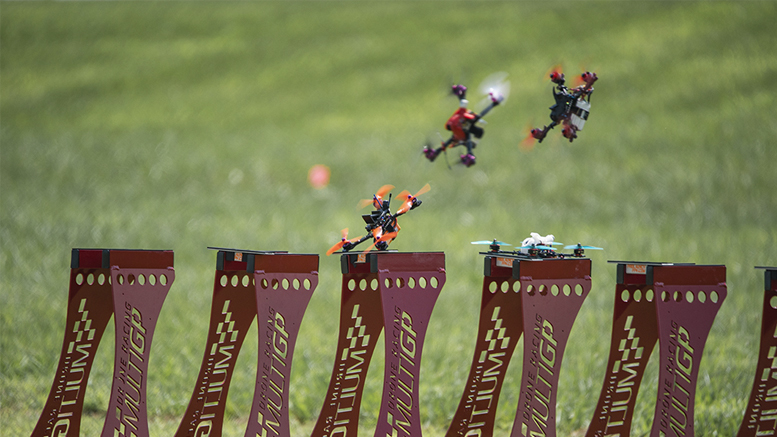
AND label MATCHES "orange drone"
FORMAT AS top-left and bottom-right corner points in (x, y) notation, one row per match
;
(326, 184), (430, 255)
